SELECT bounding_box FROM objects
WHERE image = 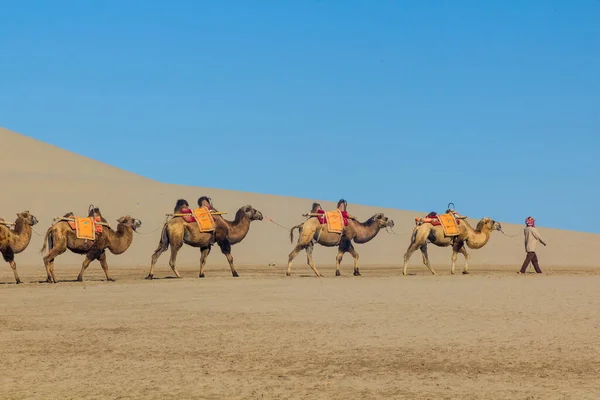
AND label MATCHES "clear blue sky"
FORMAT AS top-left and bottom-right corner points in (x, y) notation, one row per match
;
(1, 1), (599, 233)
